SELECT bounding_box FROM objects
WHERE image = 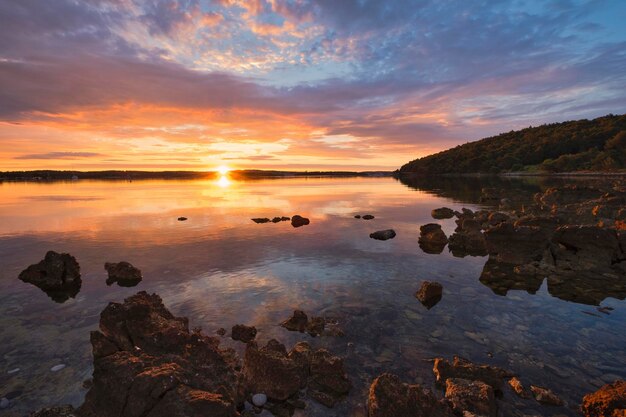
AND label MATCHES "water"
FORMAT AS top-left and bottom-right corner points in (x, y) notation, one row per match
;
(0, 176), (624, 416)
